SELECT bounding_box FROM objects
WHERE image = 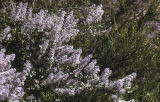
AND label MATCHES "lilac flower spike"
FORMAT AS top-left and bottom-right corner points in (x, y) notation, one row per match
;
(0, 49), (32, 101)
